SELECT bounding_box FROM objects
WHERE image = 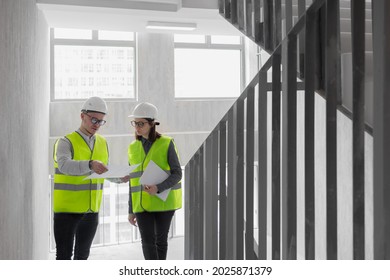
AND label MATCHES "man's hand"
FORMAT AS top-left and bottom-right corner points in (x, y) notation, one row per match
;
(90, 160), (108, 174)
(120, 175), (130, 183)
